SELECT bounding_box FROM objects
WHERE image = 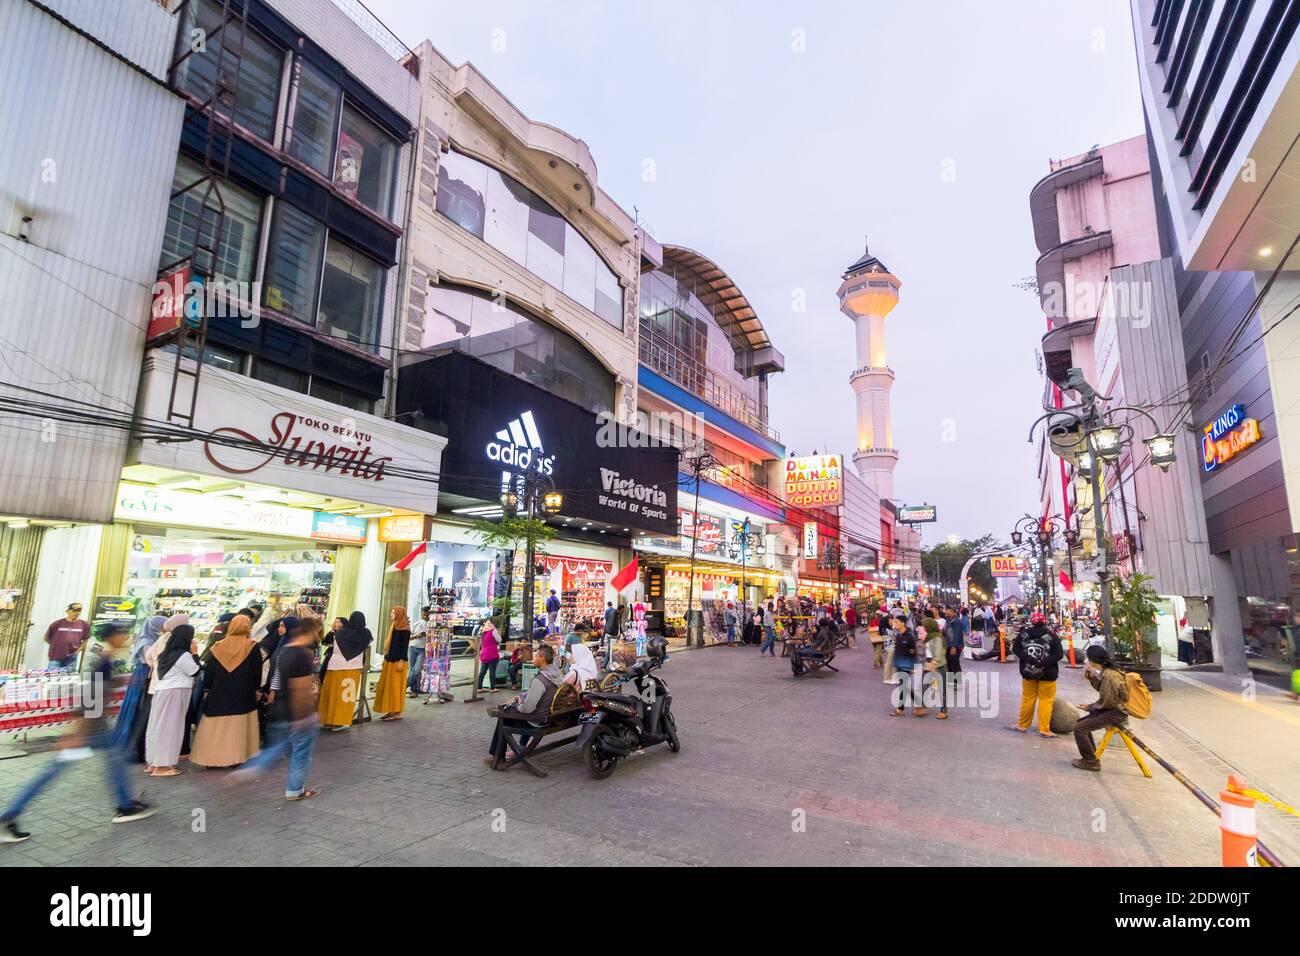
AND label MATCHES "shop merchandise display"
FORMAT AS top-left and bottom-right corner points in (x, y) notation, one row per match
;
(421, 586), (456, 701)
